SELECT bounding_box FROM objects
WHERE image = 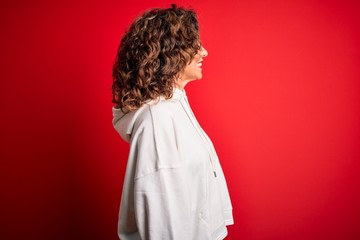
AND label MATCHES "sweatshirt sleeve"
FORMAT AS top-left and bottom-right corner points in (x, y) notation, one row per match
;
(118, 105), (192, 240)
